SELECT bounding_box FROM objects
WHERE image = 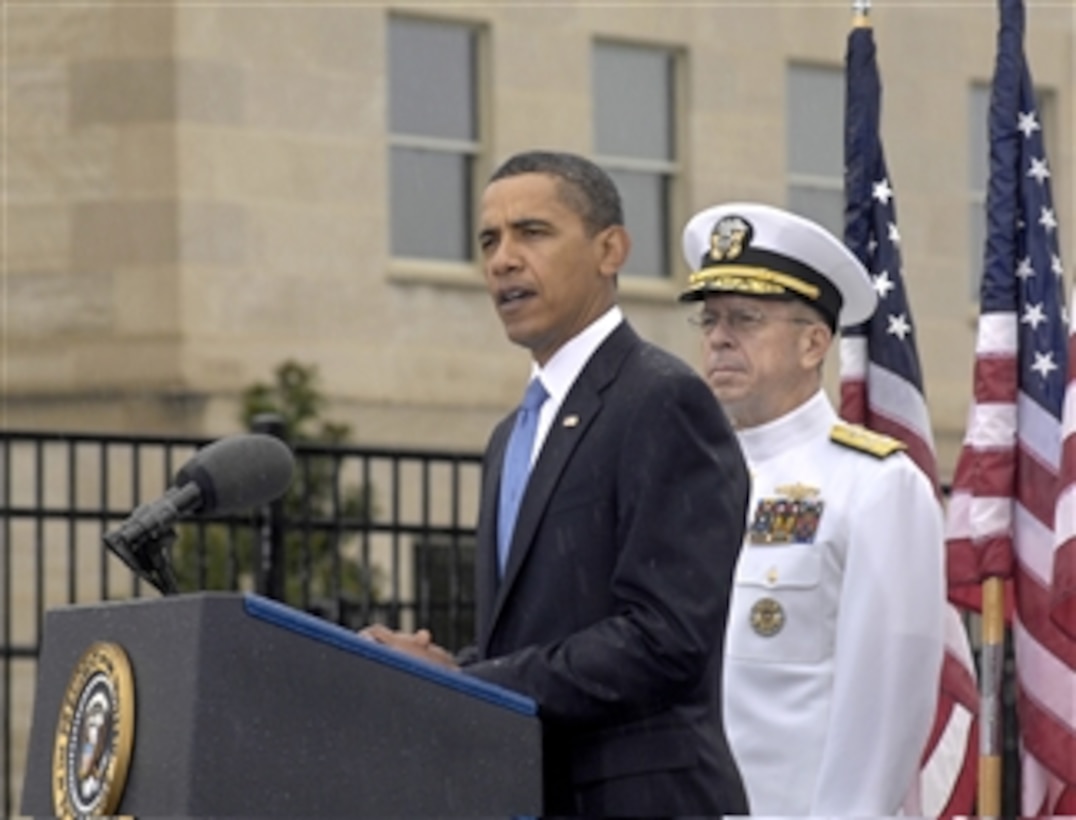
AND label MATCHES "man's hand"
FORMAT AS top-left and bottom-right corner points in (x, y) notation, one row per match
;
(359, 624), (460, 671)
